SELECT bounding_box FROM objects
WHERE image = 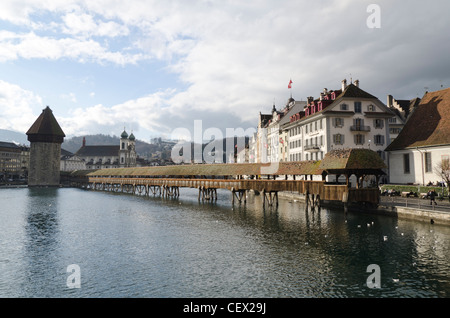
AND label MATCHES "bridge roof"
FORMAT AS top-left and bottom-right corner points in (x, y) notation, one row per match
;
(318, 148), (387, 174)
(81, 161), (323, 177)
(70, 149), (385, 178)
